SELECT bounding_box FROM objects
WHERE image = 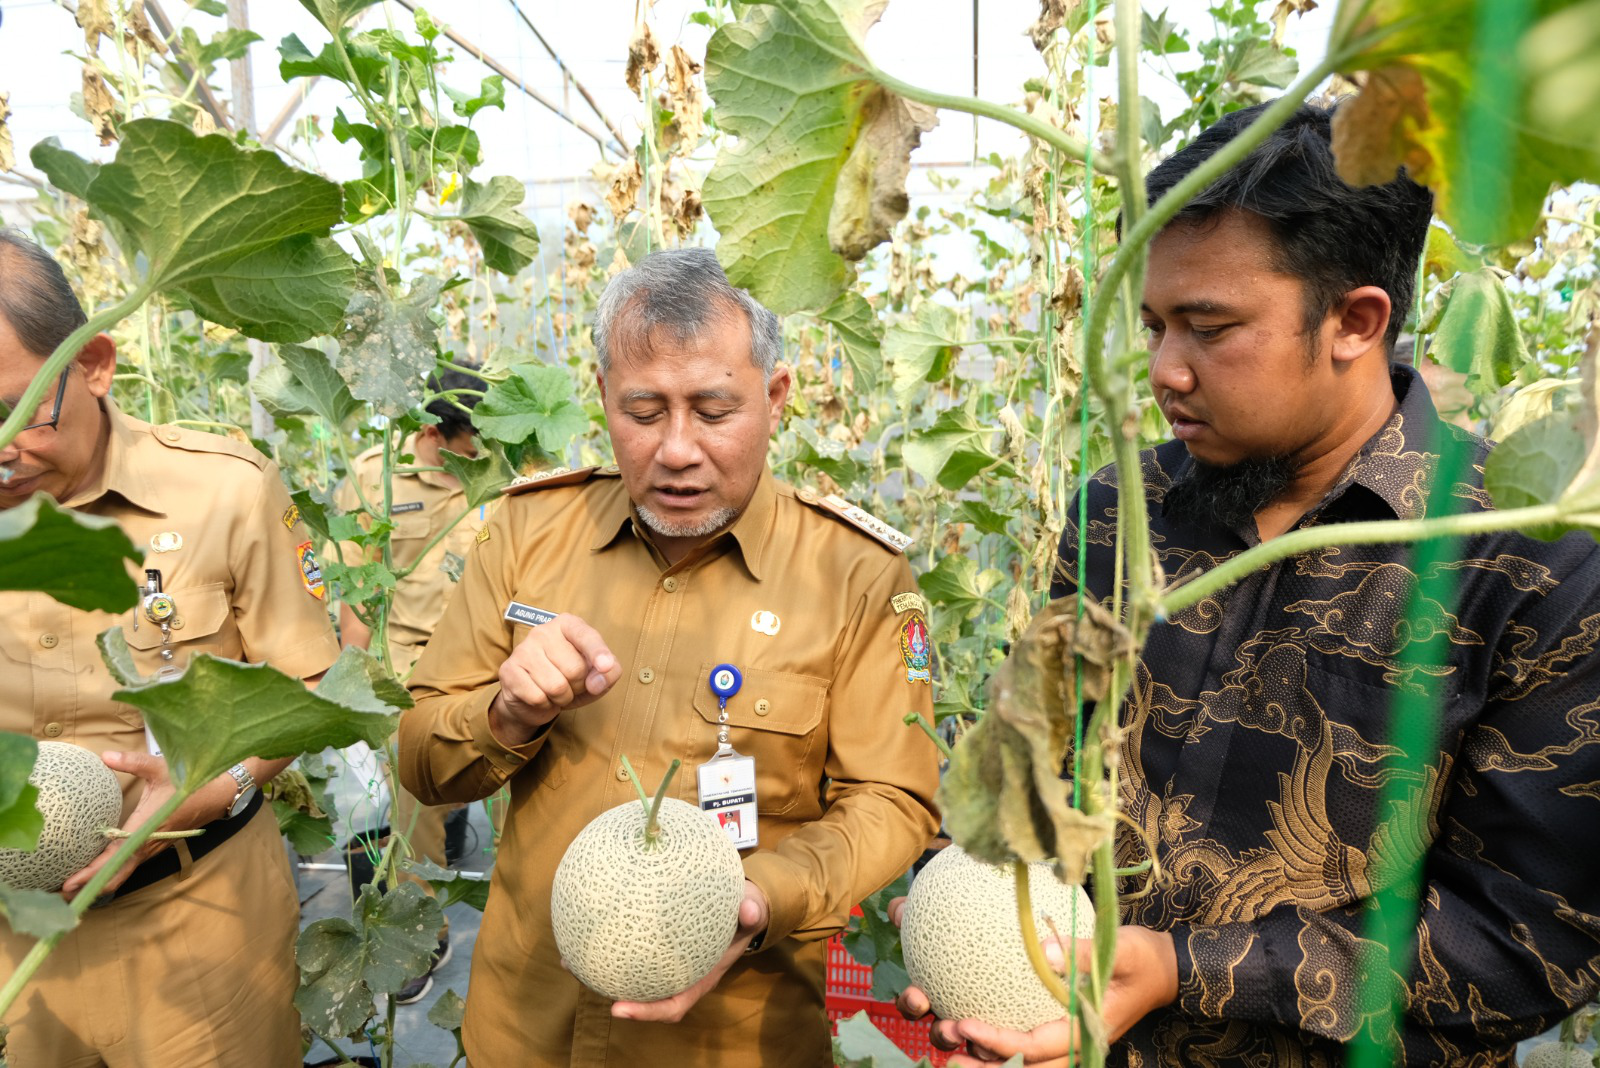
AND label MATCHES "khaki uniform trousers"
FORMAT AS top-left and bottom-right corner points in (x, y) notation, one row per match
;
(0, 809), (301, 1068)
